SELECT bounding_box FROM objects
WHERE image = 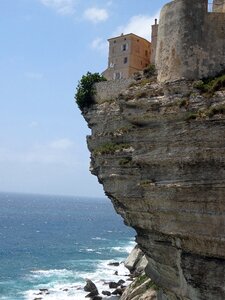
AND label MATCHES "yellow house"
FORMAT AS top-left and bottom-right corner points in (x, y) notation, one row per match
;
(102, 33), (151, 80)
